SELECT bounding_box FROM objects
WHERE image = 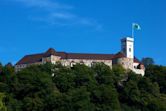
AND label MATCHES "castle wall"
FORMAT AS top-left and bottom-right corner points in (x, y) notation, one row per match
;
(15, 62), (42, 72)
(132, 68), (145, 76)
(15, 56), (144, 76)
(61, 59), (112, 68)
(112, 57), (145, 76)
(114, 58), (133, 69)
(15, 58), (113, 72)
